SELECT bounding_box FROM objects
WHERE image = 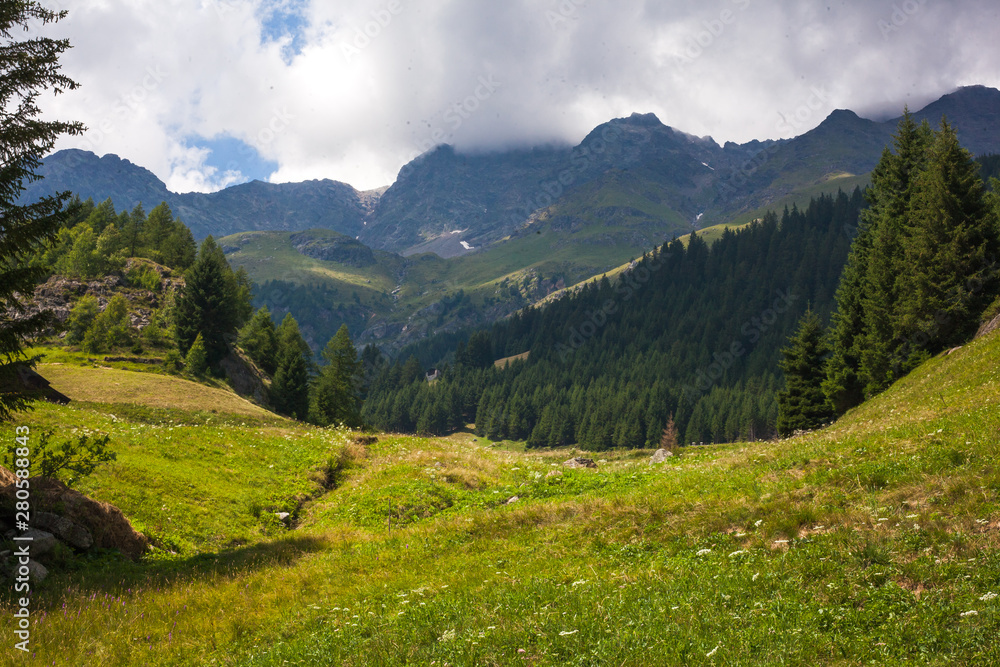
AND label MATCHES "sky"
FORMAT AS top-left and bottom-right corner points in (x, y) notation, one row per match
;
(31, 0), (1000, 193)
